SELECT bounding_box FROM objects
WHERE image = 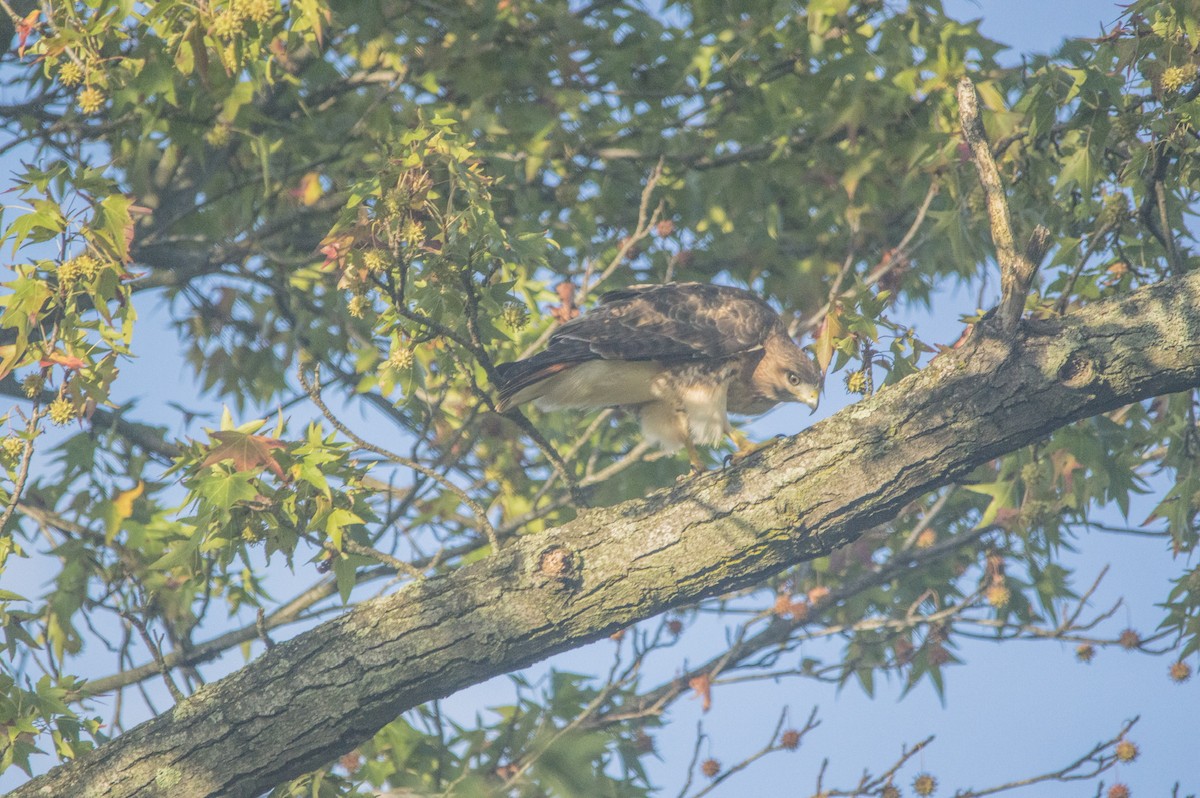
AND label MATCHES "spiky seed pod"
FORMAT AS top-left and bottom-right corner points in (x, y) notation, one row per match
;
(58, 61), (84, 86)
(21, 374), (42, 398)
(245, 0), (274, 23)
(1076, 644), (1096, 663)
(845, 369), (868, 395)
(501, 302), (529, 330)
(1161, 65), (1194, 93)
(1118, 629), (1140, 649)
(912, 772), (936, 796)
(388, 346), (415, 370)
(986, 584), (1011, 609)
(1115, 740), (1139, 762)
(700, 759), (720, 778)
(780, 729), (801, 750)
(347, 294), (369, 318)
(1169, 661), (1192, 682)
(48, 396), (78, 426)
(881, 784), (901, 798)
(0, 437), (25, 461)
(77, 86), (105, 114)
(1107, 784), (1130, 798)
(362, 250), (387, 273)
